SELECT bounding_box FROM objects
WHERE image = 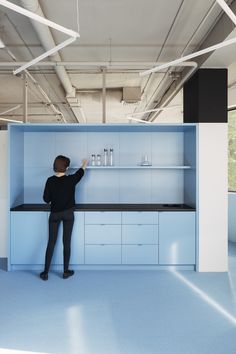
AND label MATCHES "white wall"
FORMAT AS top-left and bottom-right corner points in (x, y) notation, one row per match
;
(0, 131), (8, 257)
(197, 124), (228, 272)
(228, 193), (236, 242)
